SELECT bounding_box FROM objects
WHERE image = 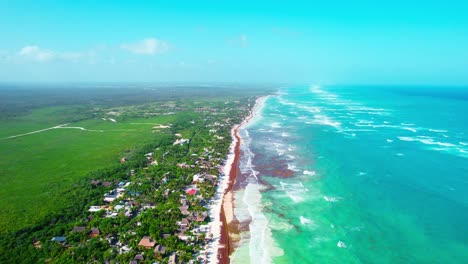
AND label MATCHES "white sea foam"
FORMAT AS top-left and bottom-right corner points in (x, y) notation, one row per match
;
(277, 96), (296, 108)
(299, 216), (315, 226)
(402, 127), (417, 133)
(273, 142), (286, 156)
(323, 196), (342, 202)
(271, 122), (281, 128)
(337, 241), (347, 248)
(341, 132), (357, 137)
(268, 219), (294, 232)
(398, 136), (413, 142)
(239, 133), (260, 180)
(386, 139), (394, 143)
(429, 129), (448, 133)
(287, 164), (300, 171)
(353, 123), (402, 130)
(280, 181), (308, 203)
(398, 136), (456, 147)
(356, 119), (374, 124)
(302, 105), (322, 113)
(306, 114), (341, 128)
(350, 226), (364, 232)
(348, 106), (387, 112)
(341, 128), (375, 132)
(244, 183), (284, 263)
(460, 142), (468, 146)
(303, 170), (316, 176)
